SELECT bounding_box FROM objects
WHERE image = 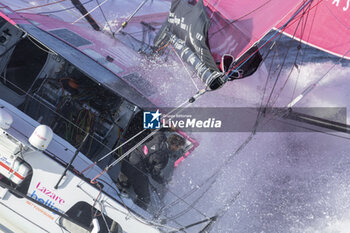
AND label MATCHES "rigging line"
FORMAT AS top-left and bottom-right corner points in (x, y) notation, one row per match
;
(256, 59), (350, 138)
(156, 180), (213, 217)
(154, 171), (218, 220)
(210, 0), (273, 37)
(94, 95), (191, 165)
(164, 56), (275, 223)
(170, 44), (200, 91)
(265, 0), (312, 110)
(270, 1), (320, 108)
(98, 202), (111, 232)
(274, 1), (340, 108)
(254, 107), (350, 143)
(272, 0), (320, 30)
(171, 216), (218, 233)
(157, 54), (274, 224)
(119, 31), (153, 50)
(250, 45), (277, 134)
(252, 34), (281, 128)
(281, 120), (350, 141)
(27, 34), (57, 55)
(57, 0), (82, 18)
(13, 0), (66, 12)
(225, 0), (315, 80)
(254, 1), (312, 130)
(324, 2), (350, 31)
(118, 30), (144, 35)
(163, 175), (218, 221)
(95, 0), (113, 33)
(102, 107), (188, 171)
(114, 0), (149, 35)
(77, 182), (157, 232)
(290, 16), (309, 103)
(268, 43), (295, 108)
(286, 0), (320, 104)
(156, 45), (279, 221)
(257, 42), (280, 120)
(96, 180), (184, 232)
(147, 189), (189, 232)
(199, 191), (241, 233)
(92, 105), (213, 222)
(287, 48), (350, 108)
(265, 4), (311, 108)
(37, 0), (94, 15)
(288, 0), (314, 101)
(209, 0), (222, 20)
(204, 0), (211, 7)
(71, 0), (109, 24)
(215, 0), (314, 80)
(246, 40), (279, 124)
(92, 183), (102, 209)
(105, 203), (182, 233)
(78, 180), (158, 230)
(298, 0), (319, 61)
